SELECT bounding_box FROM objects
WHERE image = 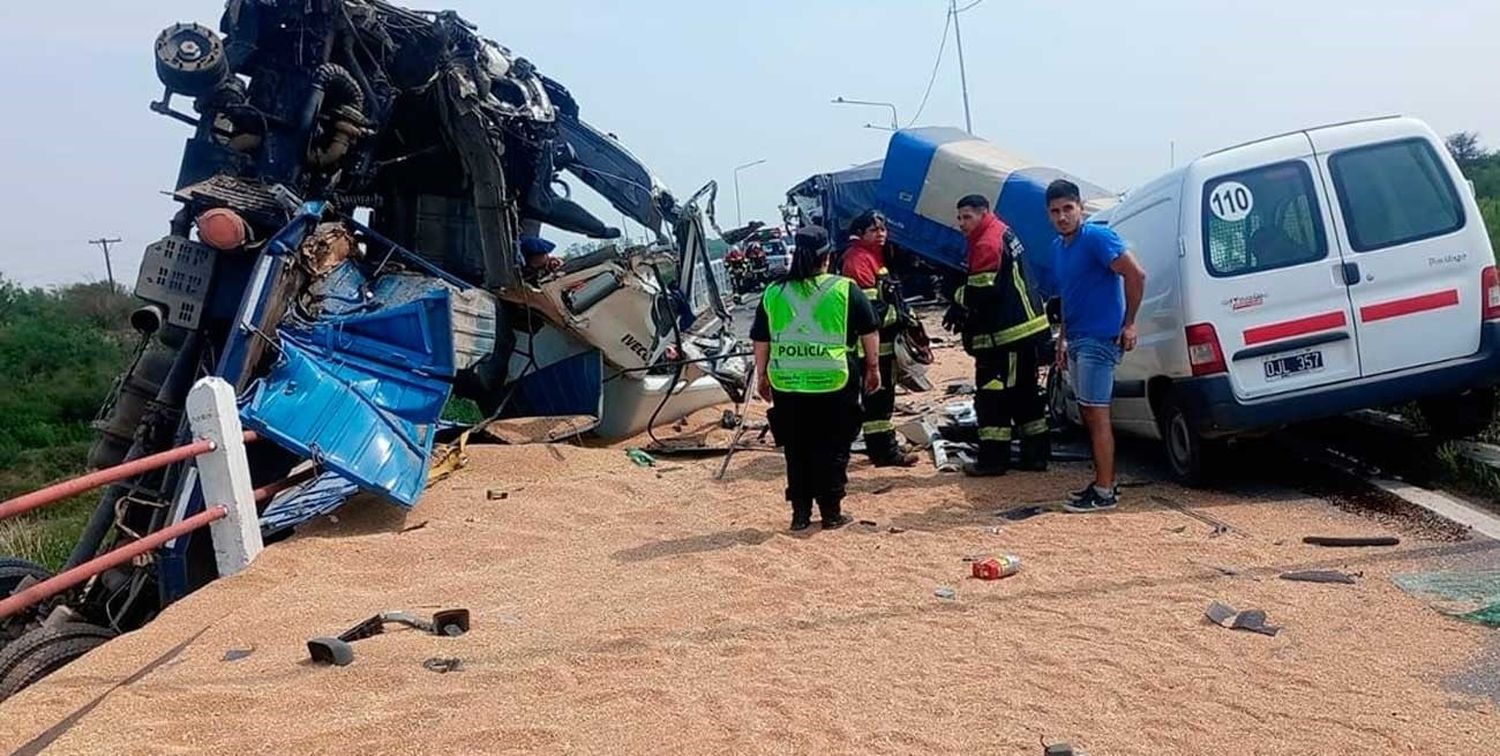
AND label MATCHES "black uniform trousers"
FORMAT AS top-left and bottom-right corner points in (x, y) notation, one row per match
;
(771, 389), (861, 506)
(973, 343), (1048, 469)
